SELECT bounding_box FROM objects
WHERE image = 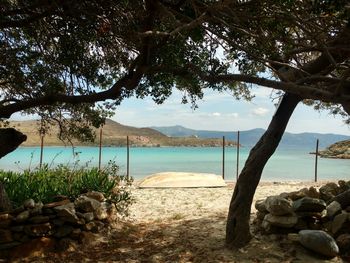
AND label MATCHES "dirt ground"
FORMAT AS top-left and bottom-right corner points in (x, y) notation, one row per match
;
(9, 181), (347, 262)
